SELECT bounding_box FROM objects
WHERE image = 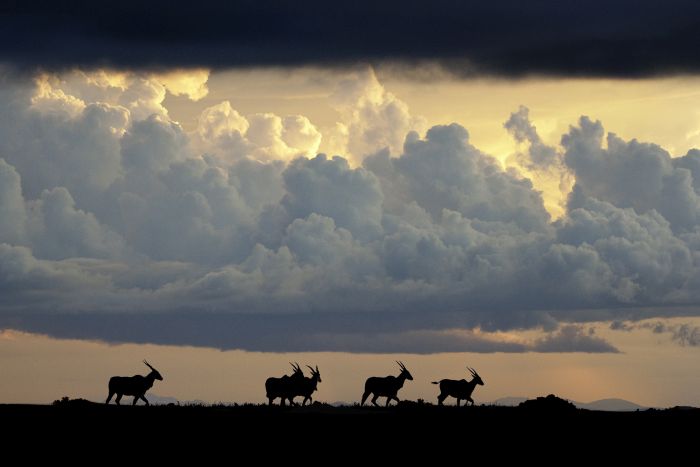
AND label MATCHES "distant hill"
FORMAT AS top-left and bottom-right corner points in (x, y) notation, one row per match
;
(491, 396), (647, 411)
(575, 398), (647, 412)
